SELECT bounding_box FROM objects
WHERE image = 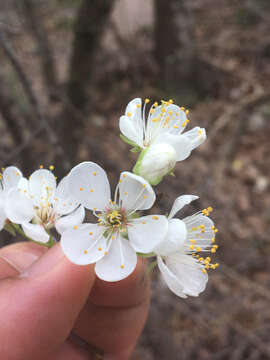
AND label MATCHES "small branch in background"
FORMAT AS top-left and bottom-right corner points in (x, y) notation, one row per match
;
(59, 0), (116, 163)
(20, 0), (58, 100)
(0, 29), (70, 170)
